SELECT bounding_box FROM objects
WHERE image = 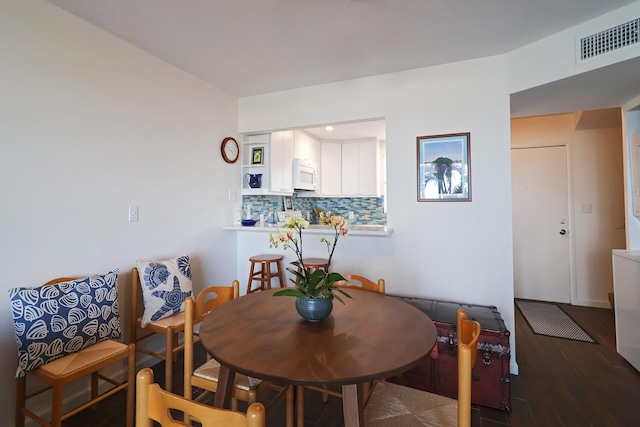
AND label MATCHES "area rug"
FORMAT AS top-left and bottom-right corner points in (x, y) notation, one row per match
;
(515, 300), (597, 343)
(364, 381), (458, 427)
